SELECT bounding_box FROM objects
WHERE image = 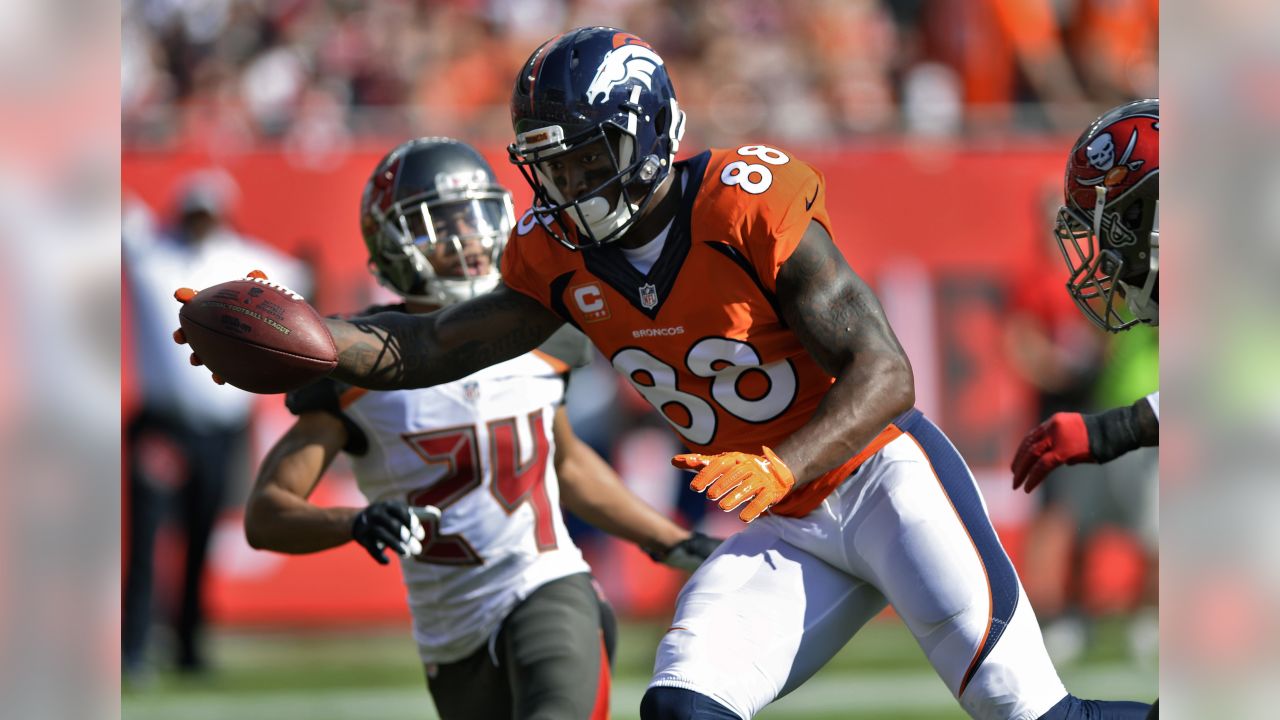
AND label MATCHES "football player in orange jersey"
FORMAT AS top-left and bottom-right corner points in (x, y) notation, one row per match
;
(176, 26), (1152, 720)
